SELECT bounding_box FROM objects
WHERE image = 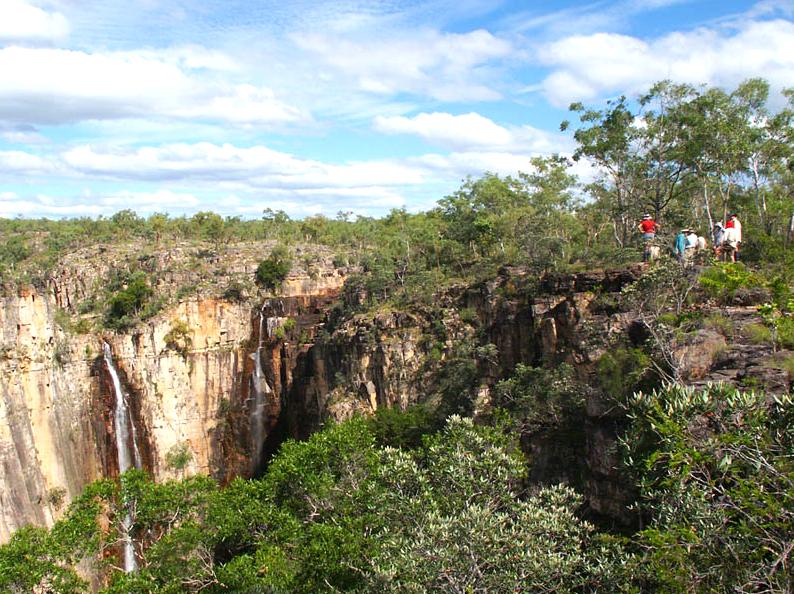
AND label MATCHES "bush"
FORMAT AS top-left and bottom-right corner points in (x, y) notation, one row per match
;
(597, 347), (656, 402)
(493, 363), (585, 434)
(699, 262), (763, 303)
(366, 404), (440, 449)
(104, 271), (153, 330)
(255, 246), (291, 290)
(622, 384), (794, 593)
(164, 442), (192, 472)
(221, 280), (246, 302)
(164, 319), (192, 357)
